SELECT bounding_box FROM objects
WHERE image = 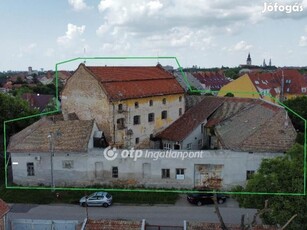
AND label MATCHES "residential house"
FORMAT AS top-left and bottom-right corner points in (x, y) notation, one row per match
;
(155, 97), (224, 150)
(191, 71), (230, 93)
(61, 63), (185, 148)
(0, 199), (9, 230)
(155, 96), (296, 152)
(21, 93), (54, 112)
(52, 70), (72, 85)
(30, 70), (71, 86)
(8, 97), (296, 189)
(8, 116), (107, 187)
(38, 71), (54, 85)
(173, 71), (204, 92)
(218, 69), (307, 103)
